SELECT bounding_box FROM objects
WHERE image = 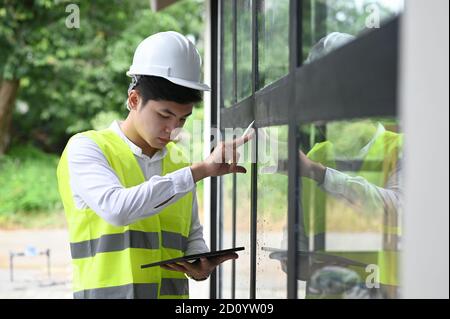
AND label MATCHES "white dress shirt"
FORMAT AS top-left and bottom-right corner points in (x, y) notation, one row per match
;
(66, 121), (209, 255)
